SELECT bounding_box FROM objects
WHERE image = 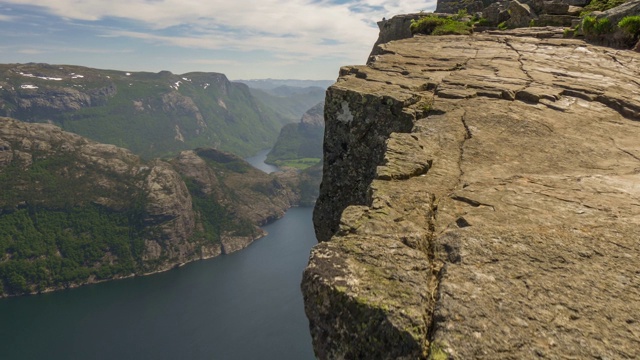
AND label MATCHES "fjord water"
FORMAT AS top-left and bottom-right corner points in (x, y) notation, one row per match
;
(245, 148), (280, 174)
(0, 206), (316, 359)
